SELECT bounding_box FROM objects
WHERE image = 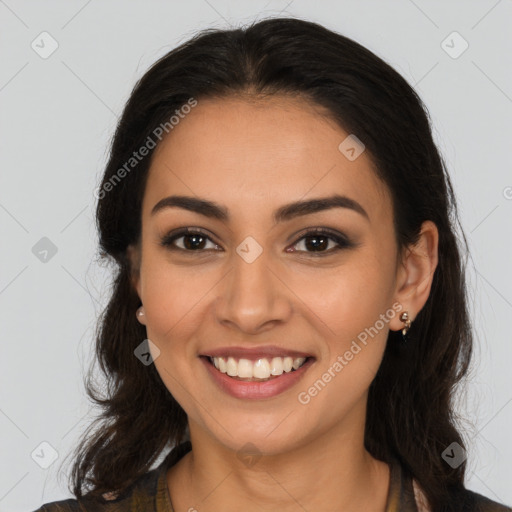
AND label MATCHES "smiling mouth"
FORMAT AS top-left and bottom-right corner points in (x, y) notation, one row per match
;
(203, 355), (312, 382)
